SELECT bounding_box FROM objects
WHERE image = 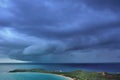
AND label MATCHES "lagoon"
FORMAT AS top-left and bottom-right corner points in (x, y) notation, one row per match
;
(0, 72), (69, 80)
